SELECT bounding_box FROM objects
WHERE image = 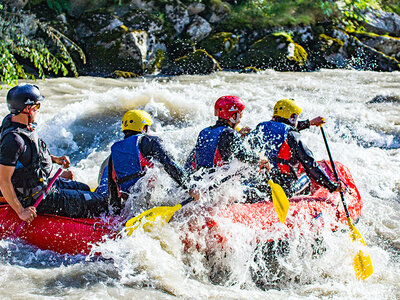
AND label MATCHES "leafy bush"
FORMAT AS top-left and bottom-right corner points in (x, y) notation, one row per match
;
(219, 0), (379, 31)
(0, 6), (85, 86)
